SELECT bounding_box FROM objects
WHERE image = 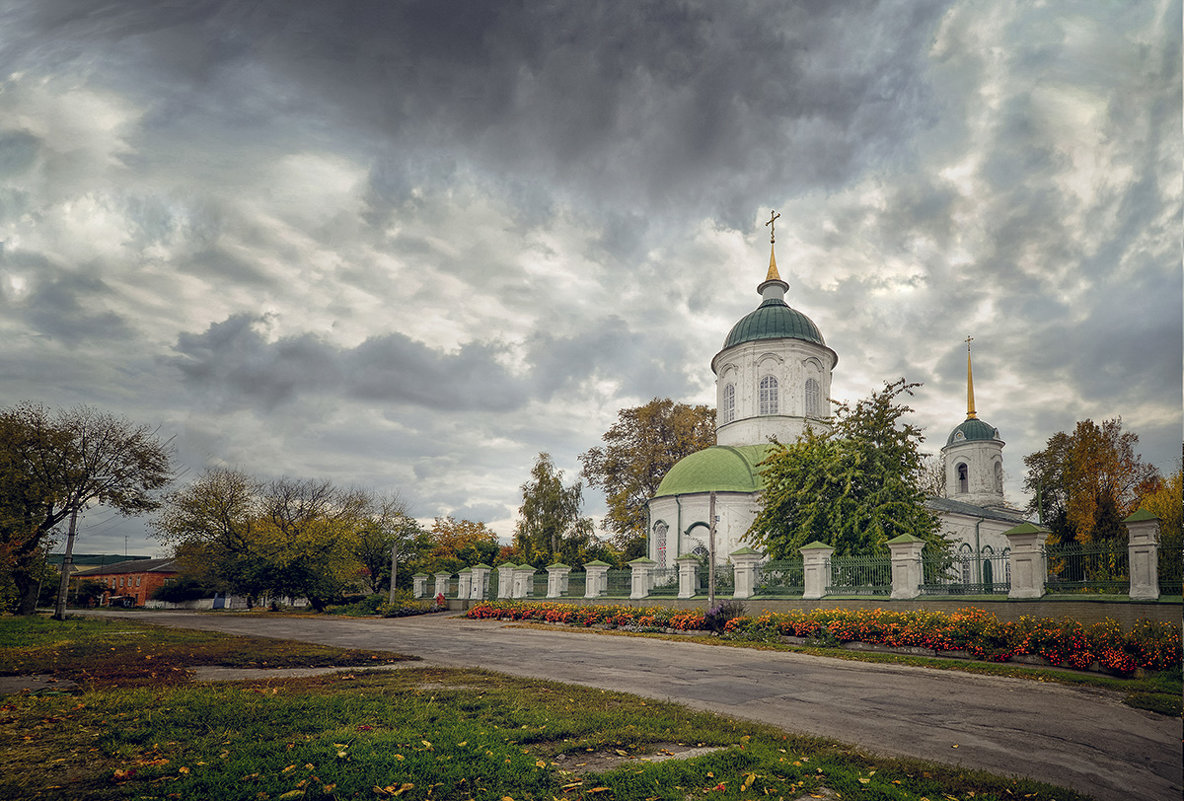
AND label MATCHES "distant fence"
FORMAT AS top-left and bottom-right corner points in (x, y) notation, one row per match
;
(413, 515), (1179, 603)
